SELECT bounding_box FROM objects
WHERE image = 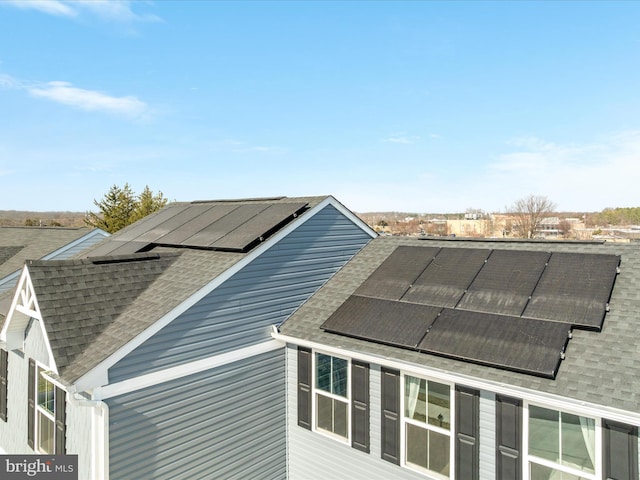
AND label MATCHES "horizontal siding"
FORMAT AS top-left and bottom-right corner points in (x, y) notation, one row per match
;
(46, 231), (109, 260)
(108, 348), (286, 480)
(286, 346), (427, 480)
(109, 205), (371, 381)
